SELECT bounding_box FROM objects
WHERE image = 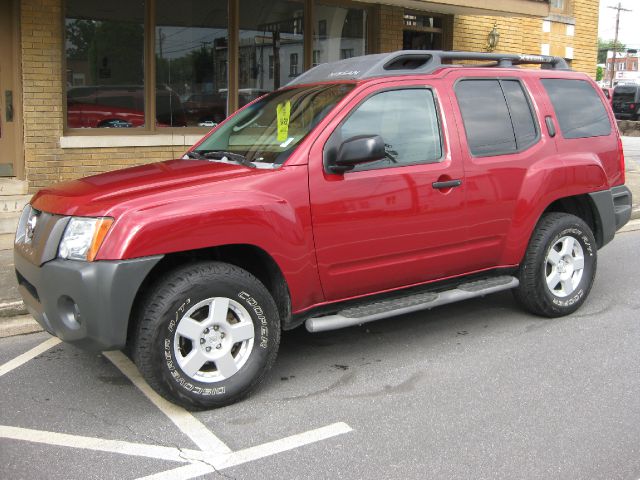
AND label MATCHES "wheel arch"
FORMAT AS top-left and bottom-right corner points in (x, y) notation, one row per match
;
(127, 244), (292, 349)
(542, 194), (604, 247)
